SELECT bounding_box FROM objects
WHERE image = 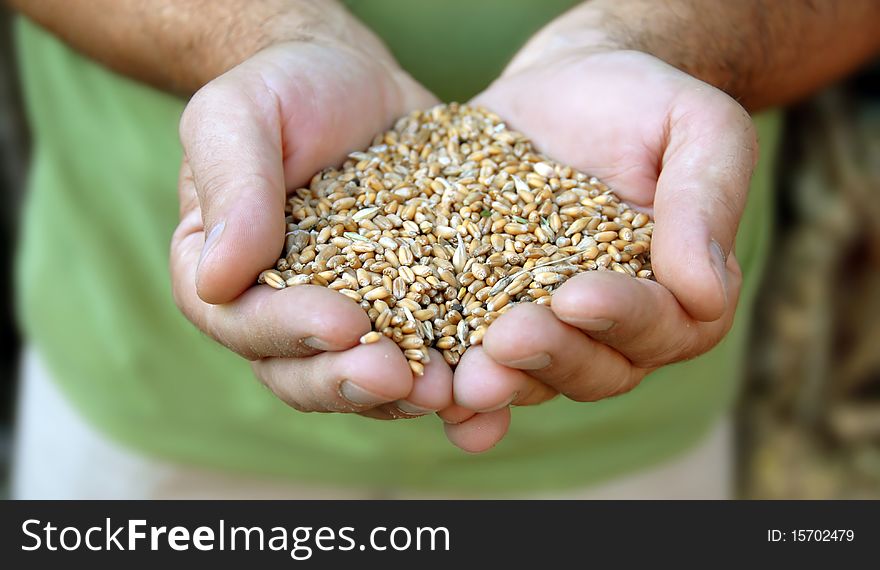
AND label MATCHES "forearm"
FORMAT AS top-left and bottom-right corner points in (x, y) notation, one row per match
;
(510, 0), (880, 111)
(6, 0), (383, 95)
